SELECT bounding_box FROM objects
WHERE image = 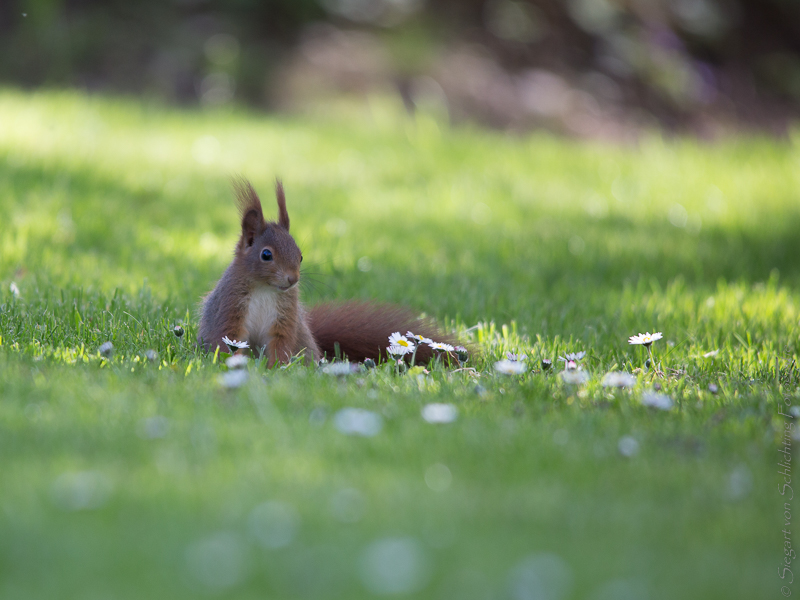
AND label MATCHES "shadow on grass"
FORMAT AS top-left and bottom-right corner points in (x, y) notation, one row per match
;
(1, 158), (798, 339)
